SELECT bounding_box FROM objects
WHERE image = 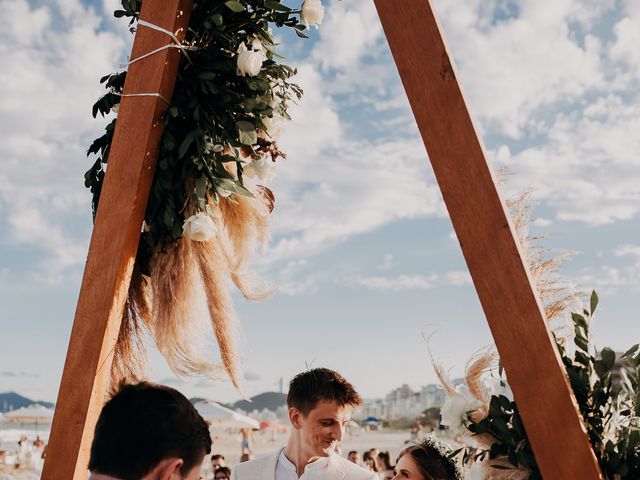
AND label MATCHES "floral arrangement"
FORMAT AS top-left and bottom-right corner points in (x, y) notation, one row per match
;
(436, 195), (640, 479)
(85, 0), (324, 388)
